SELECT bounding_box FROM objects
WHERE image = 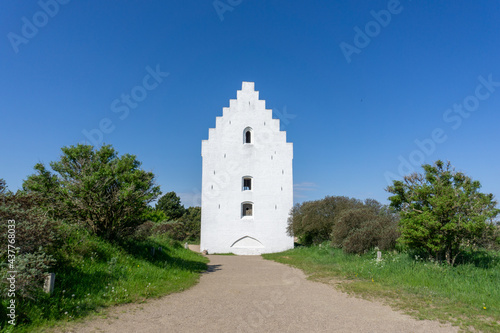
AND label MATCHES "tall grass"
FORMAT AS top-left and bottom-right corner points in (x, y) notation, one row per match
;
(1, 229), (208, 332)
(264, 245), (500, 332)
